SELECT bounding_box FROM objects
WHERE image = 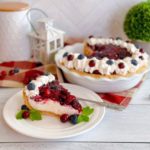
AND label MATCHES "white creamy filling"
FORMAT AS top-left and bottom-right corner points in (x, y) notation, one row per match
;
(28, 98), (79, 115)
